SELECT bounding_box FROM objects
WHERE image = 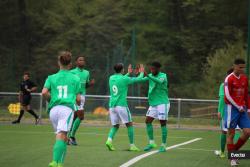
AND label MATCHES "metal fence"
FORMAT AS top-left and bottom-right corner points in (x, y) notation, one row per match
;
(0, 92), (219, 129)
